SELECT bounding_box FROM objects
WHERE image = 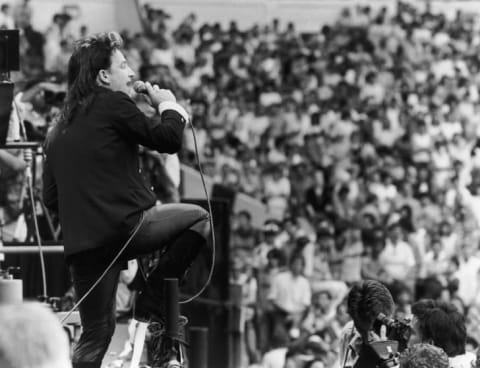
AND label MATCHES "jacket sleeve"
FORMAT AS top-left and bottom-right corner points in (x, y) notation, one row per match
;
(41, 128), (59, 213)
(42, 152), (58, 214)
(108, 91), (187, 153)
